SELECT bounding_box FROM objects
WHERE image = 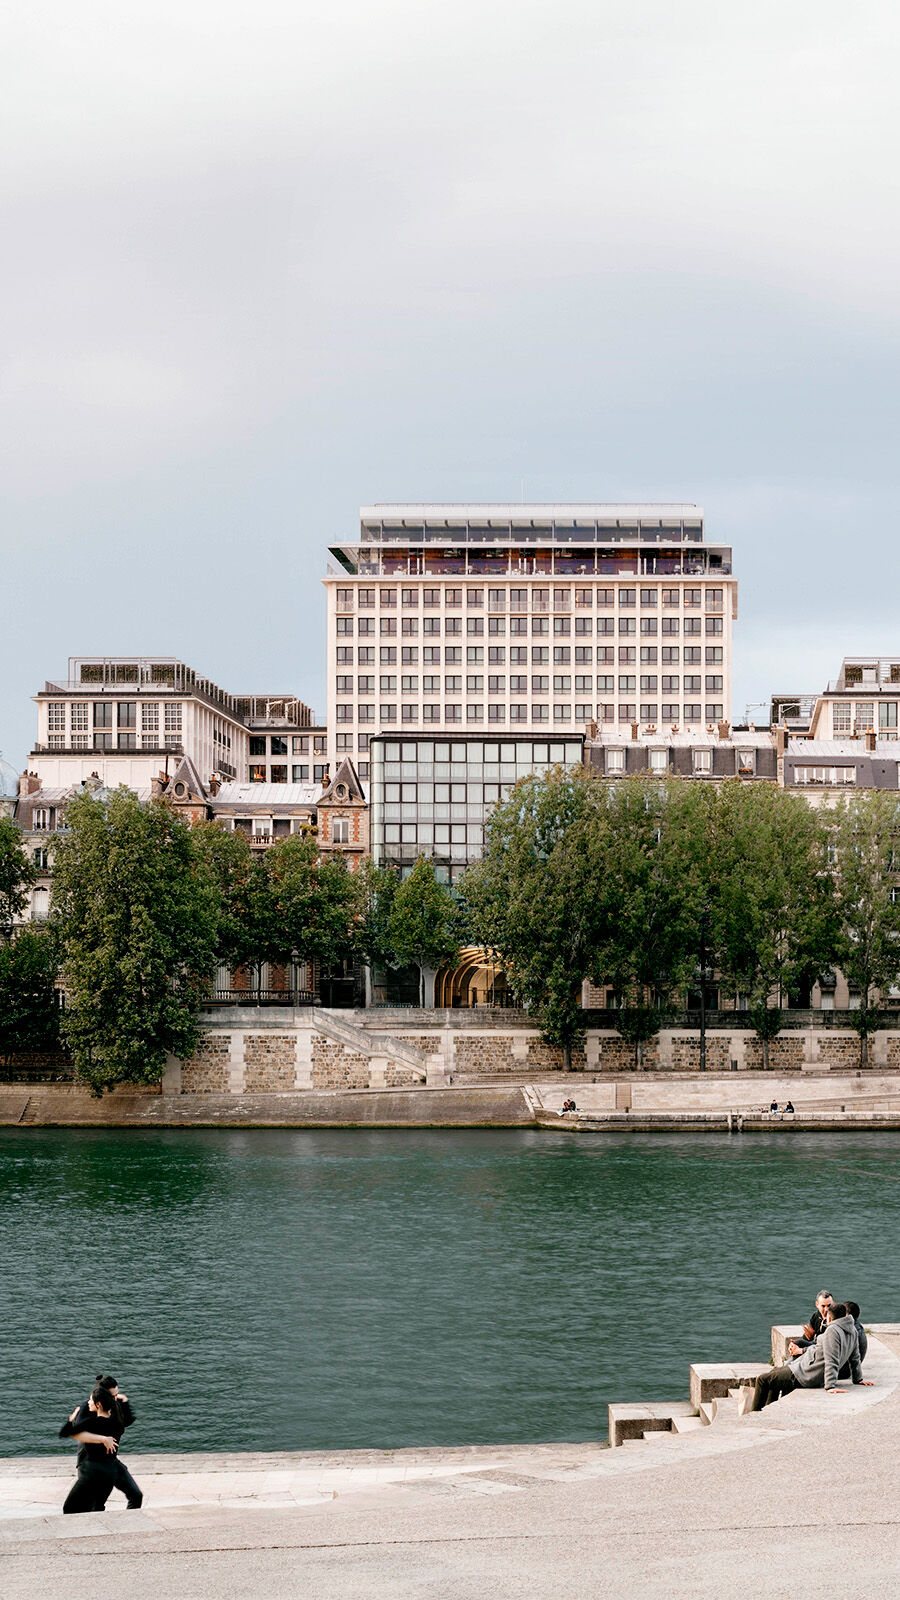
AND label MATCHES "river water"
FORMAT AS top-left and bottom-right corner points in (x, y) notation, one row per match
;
(0, 1127), (897, 1457)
